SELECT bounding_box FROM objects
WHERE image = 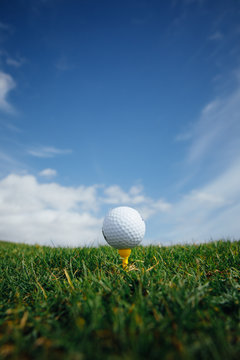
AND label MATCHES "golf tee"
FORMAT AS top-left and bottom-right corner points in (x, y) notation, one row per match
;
(118, 249), (131, 268)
